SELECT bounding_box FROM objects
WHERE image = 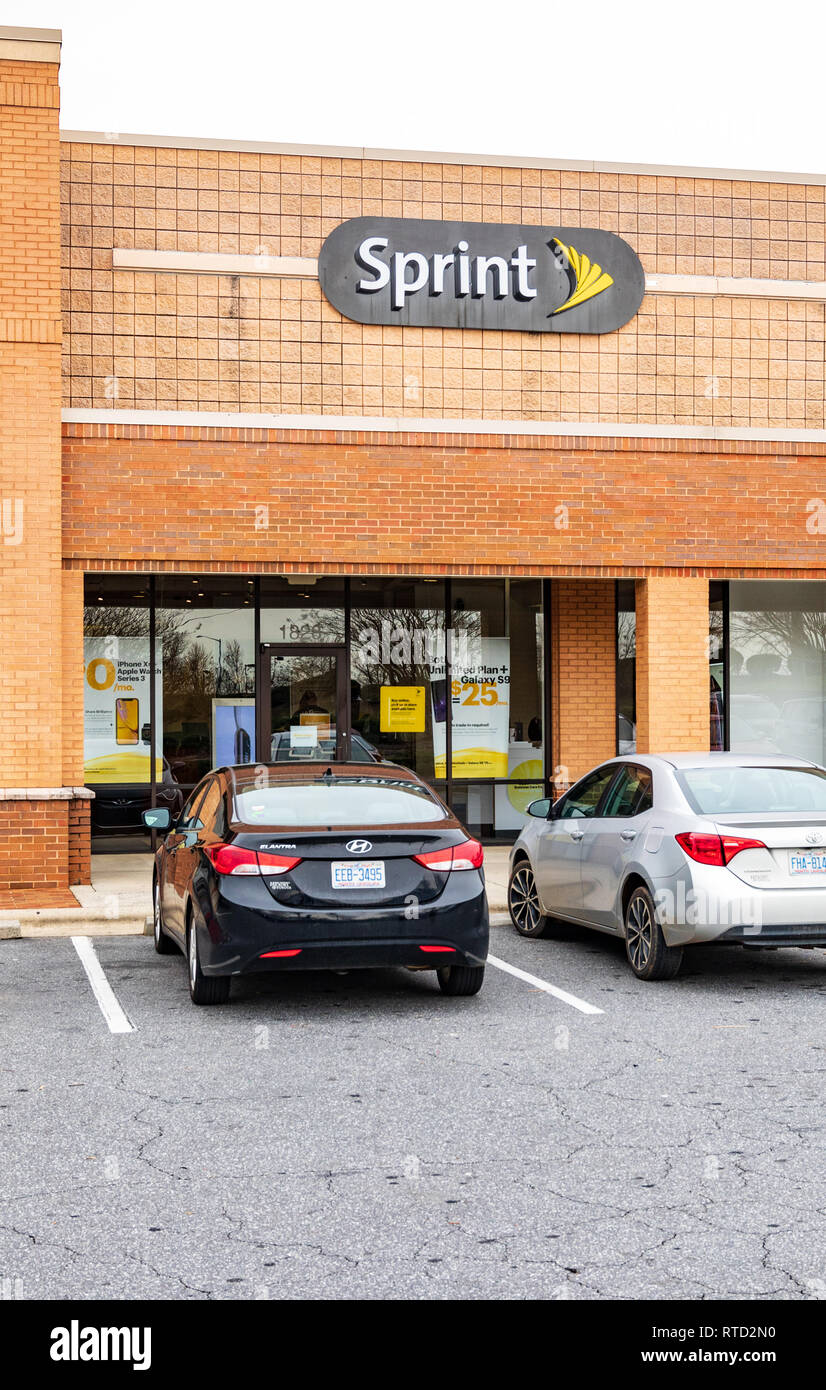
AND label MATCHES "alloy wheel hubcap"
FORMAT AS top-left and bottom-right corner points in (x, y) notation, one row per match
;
(153, 887), (160, 942)
(510, 865), (541, 933)
(188, 928), (197, 986)
(626, 894), (653, 970)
